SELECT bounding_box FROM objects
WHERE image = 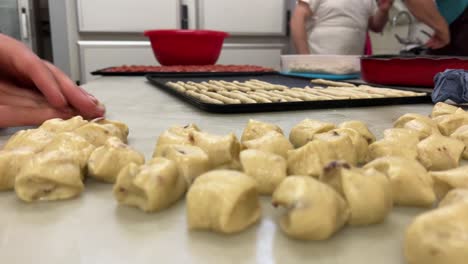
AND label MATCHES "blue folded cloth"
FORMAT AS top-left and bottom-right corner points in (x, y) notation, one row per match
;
(432, 69), (468, 104)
